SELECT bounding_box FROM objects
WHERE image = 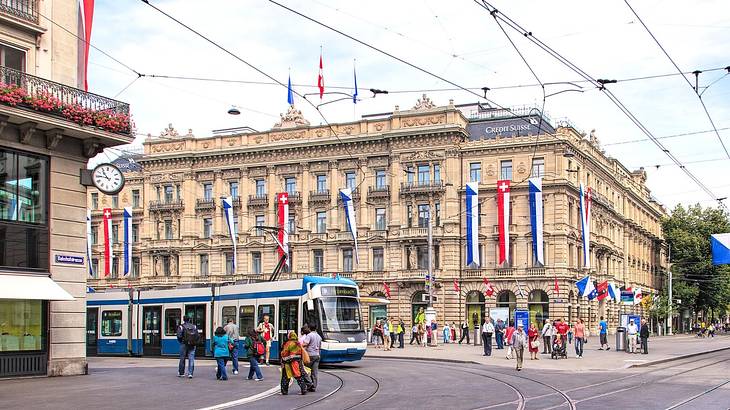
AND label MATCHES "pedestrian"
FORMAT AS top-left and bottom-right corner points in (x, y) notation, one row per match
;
(640, 318), (649, 355)
(419, 323), (426, 347)
(372, 320), (383, 348)
(280, 331), (312, 395)
(389, 318), (397, 349)
(398, 318), (405, 348)
(176, 315), (199, 379)
(555, 318), (569, 355)
(512, 323), (527, 371)
(627, 319), (638, 353)
(598, 316), (610, 350)
(223, 318), (240, 375)
(212, 326), (231, 381)
(573, 319), (585, 358)
(431, 320), (438, 346)
(410, 323), (419, 345)
(383, 318), (391, 351)
(541, 319), (553, 354)
(443, 322), (450, 344)
(459, 320), (470, 344)
(505, 320), (515, 359)
(495, 319), (506, 350)
(300, 324), (321, 392)
(256, 314), (275, 365)
(451, 322), (457, 342)
(528, 322), (540, 360)
(244, 328), (264, 381)
(482, 317), (495, 356)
